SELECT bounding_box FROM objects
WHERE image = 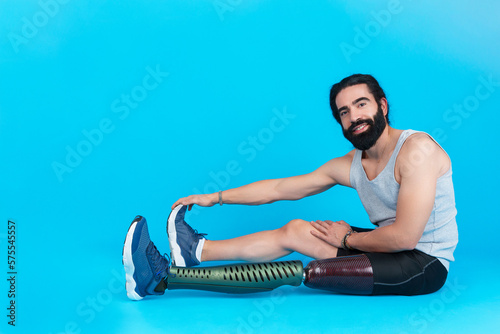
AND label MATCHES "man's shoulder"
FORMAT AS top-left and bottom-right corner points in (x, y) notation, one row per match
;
(323, 149), (356, 168)
(317, 149), (356, 187)
(401, 131), (444, 157)
(397, 131), (450, 178)
(344, 149), (356, 160)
